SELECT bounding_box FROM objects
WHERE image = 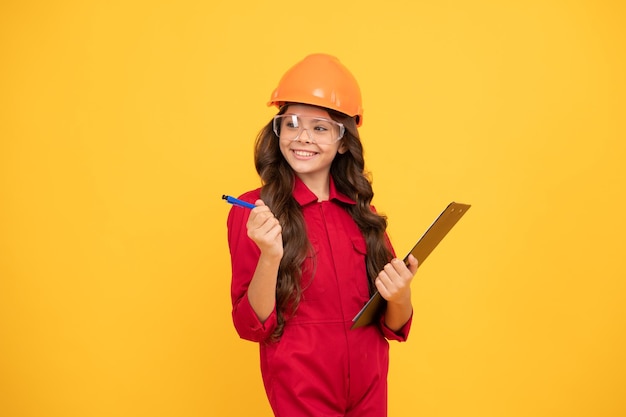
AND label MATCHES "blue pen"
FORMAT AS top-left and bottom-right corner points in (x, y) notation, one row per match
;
(222, 194), (256, 210)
